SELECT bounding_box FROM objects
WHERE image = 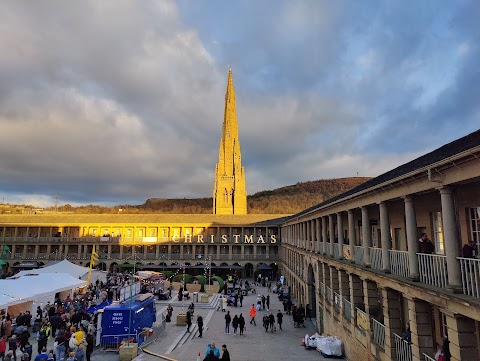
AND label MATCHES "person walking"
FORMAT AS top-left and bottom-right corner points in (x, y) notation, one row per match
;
(186, 310), (192, 333)
(8, 335), (17, 361)
(249, 305), (257, 326)
(261, 295), (266, 310)
(224, 312), (231, 334)
(197, 315), (204, 338)
(268, 312), (275, 332)
(220, 344), (230, 361)
(239, 293), (243, 307)
(276, 310), (283, 330)
(238, 314), (245, 336)
(231, 315), (239, 336)
(266, 295), (270, 311)
(85, 333), (94, 361)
